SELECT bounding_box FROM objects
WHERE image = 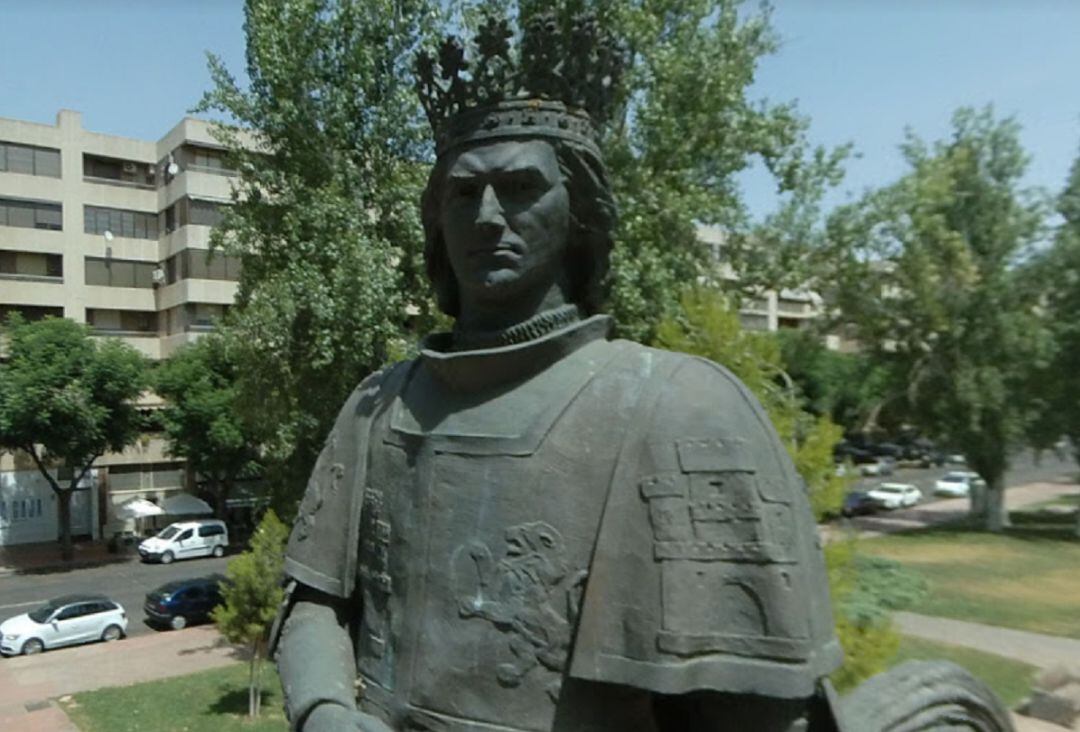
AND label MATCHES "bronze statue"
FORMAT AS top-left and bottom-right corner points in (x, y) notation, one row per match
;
(272, 9), (1014, 732)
